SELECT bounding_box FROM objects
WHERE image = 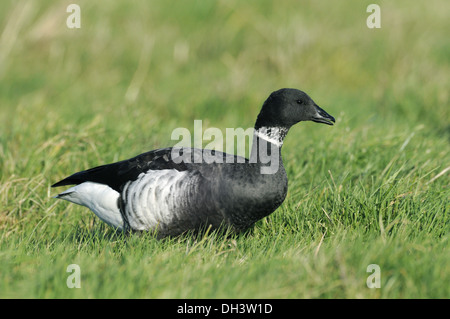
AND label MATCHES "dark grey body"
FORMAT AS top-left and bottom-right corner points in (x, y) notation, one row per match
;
(54, 144), (287, 237)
